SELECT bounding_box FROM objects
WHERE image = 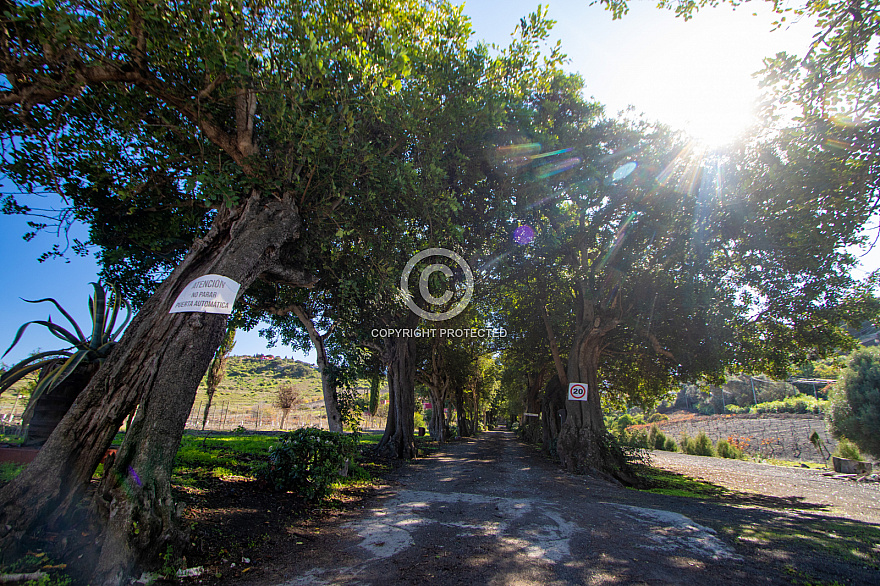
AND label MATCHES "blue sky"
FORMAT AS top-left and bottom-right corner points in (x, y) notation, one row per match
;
(1, 1), (875, 367)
